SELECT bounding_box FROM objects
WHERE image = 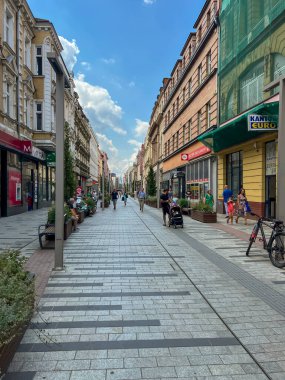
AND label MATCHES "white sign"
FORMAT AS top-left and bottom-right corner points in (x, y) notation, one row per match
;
(248, 115), (278, 131)
(32, 146), (46, 160)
